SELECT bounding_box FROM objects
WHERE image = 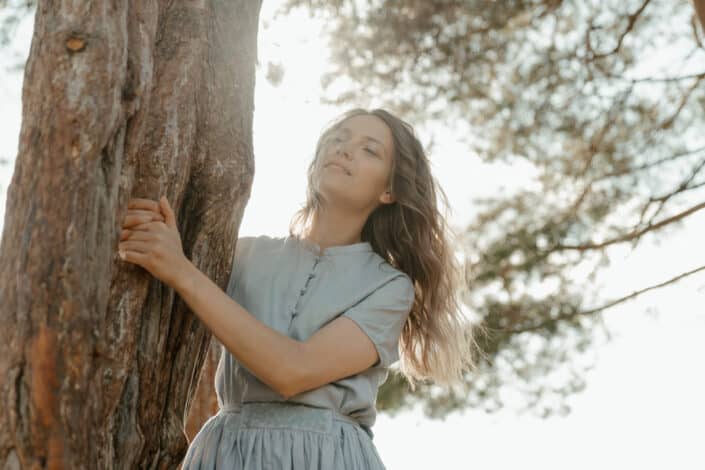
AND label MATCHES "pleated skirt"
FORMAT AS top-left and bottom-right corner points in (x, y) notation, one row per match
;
(180, 401), (387, 469)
